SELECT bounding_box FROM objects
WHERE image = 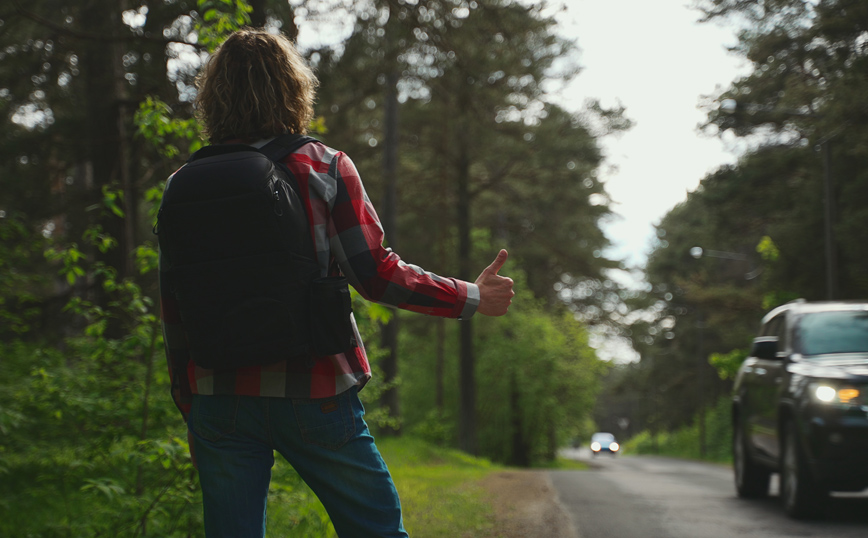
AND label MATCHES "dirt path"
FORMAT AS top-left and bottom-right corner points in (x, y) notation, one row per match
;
(479, 470), (579, 538)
